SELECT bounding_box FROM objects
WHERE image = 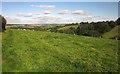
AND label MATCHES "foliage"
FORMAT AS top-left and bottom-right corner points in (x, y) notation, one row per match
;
(108, 21), (117, 28)
(0, 15), (6, 31)
(49, 20), (118, 38)
(116, 17), (120, 25)
(58, 25), (78, 31)
(76, 22), (112, 37)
